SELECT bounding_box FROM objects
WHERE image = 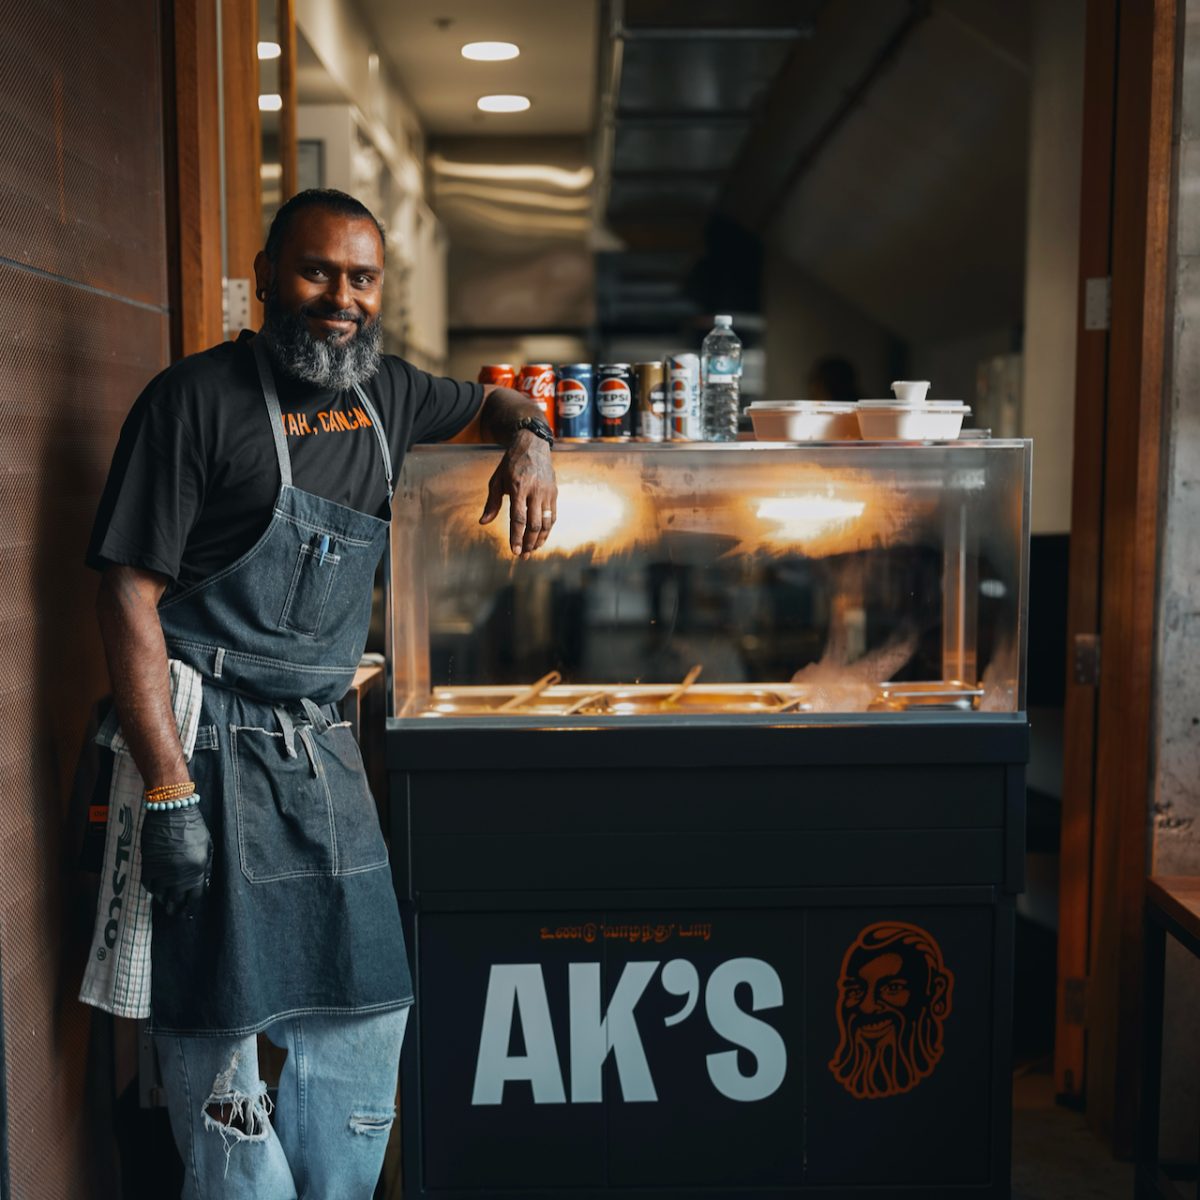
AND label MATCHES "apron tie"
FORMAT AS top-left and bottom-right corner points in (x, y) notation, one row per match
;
(274, 705), (299, 759)
(300, 697), (330, 732)
(296, 726), (320, 777)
